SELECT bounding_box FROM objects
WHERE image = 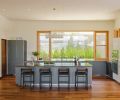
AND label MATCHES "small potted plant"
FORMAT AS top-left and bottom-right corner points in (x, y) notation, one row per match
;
(32, 51), (40, 66)
(32, 51), (39, 59)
